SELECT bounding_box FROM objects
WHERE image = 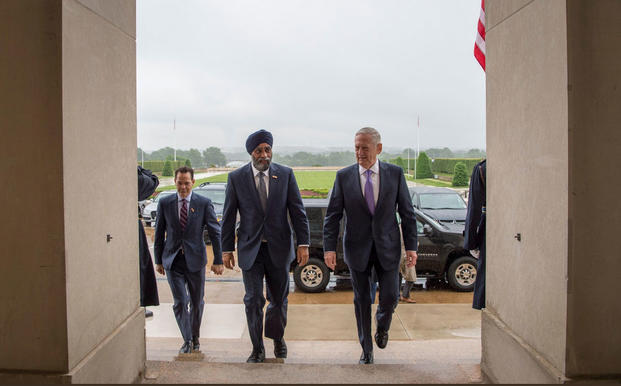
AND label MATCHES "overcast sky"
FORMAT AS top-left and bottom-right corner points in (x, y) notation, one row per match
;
(137, 0), (485, 152)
